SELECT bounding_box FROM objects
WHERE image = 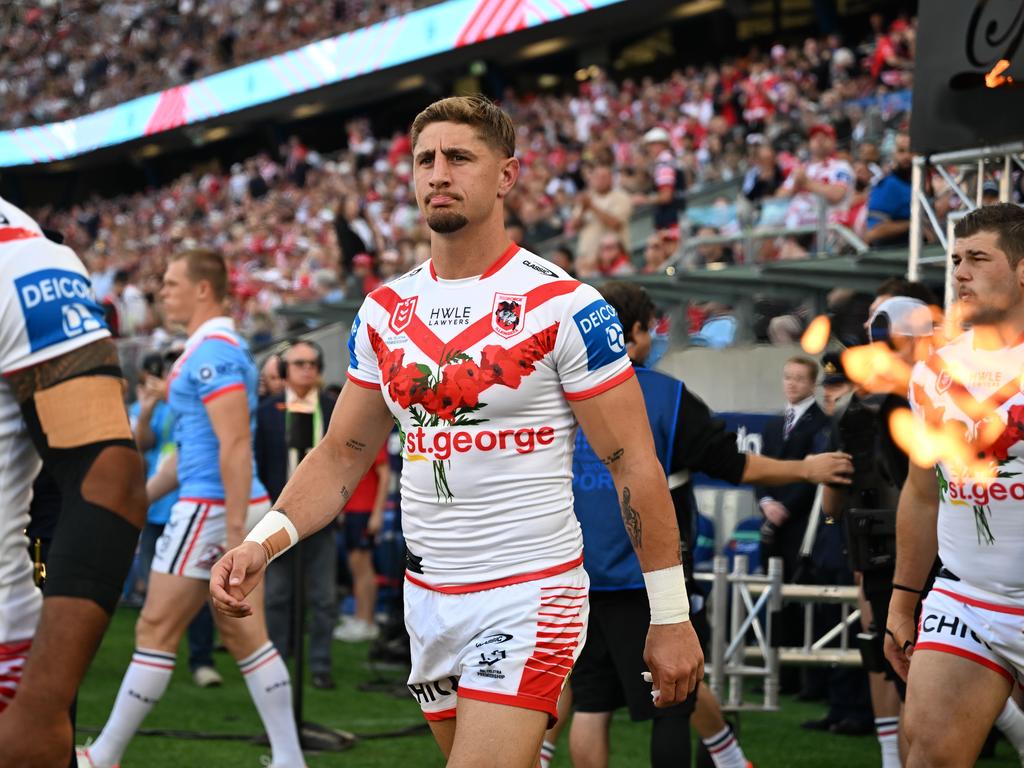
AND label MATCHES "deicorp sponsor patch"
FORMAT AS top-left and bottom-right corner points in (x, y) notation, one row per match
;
(15, 268), (106, 352)
(572, 299), (626, 371)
